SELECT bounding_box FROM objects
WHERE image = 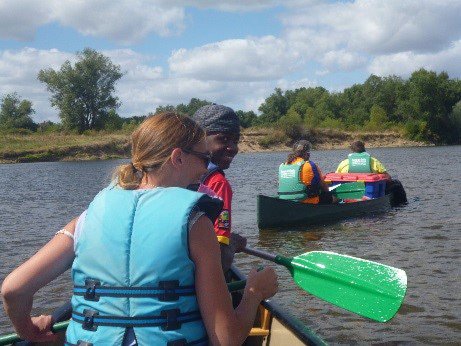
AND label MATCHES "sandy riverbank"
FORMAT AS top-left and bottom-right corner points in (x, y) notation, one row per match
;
(0, 128), (428, 163)
(238, 128), (428, 153)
